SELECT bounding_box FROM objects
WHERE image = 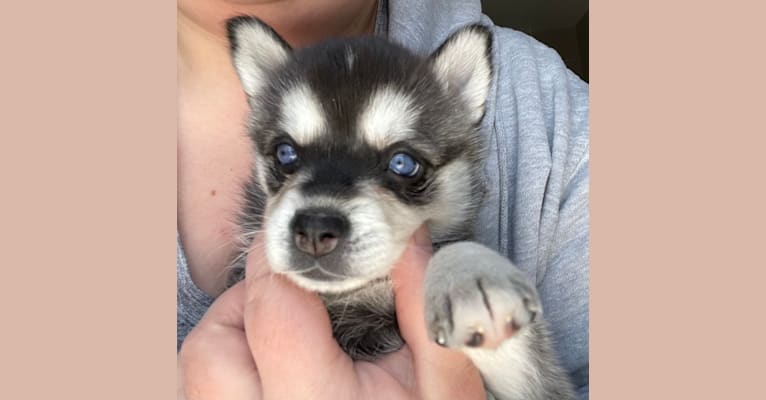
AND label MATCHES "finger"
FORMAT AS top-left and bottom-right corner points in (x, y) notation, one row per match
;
(390, 225), (435, 349)
(178, 282), (262, 399)
(243, 235), (353, 399)
(390, 226), (486, 399)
